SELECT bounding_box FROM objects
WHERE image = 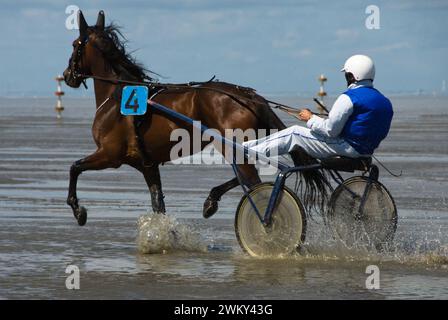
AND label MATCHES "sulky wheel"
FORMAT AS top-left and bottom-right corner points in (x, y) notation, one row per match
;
(235, 182), (306, 257)
(327, 176), (397, 251)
